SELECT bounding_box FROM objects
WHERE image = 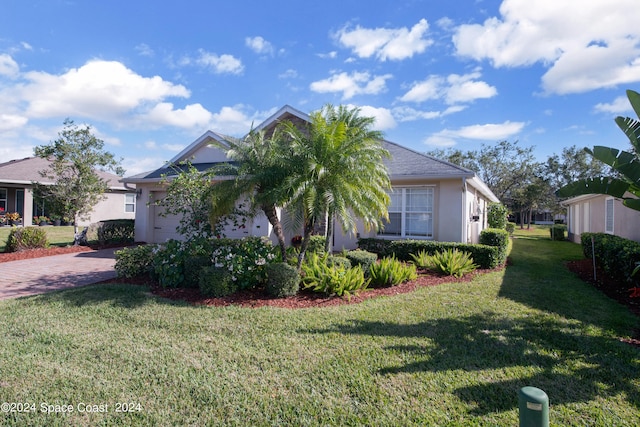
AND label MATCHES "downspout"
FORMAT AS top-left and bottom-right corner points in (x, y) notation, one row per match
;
(462, 177), (468, 243)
